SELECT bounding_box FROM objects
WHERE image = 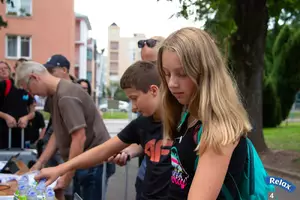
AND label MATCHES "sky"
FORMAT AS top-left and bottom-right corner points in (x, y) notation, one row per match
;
(74, 0), (204, 49)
